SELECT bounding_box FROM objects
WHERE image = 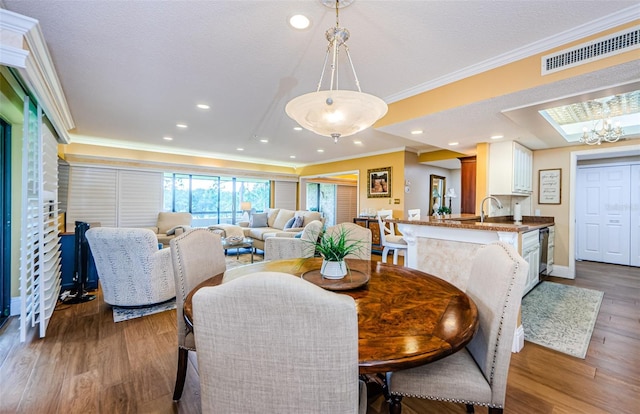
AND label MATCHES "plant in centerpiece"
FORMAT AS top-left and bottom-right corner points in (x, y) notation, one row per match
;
(437, 206), (452, 216)
(311, 226), (364, 280)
